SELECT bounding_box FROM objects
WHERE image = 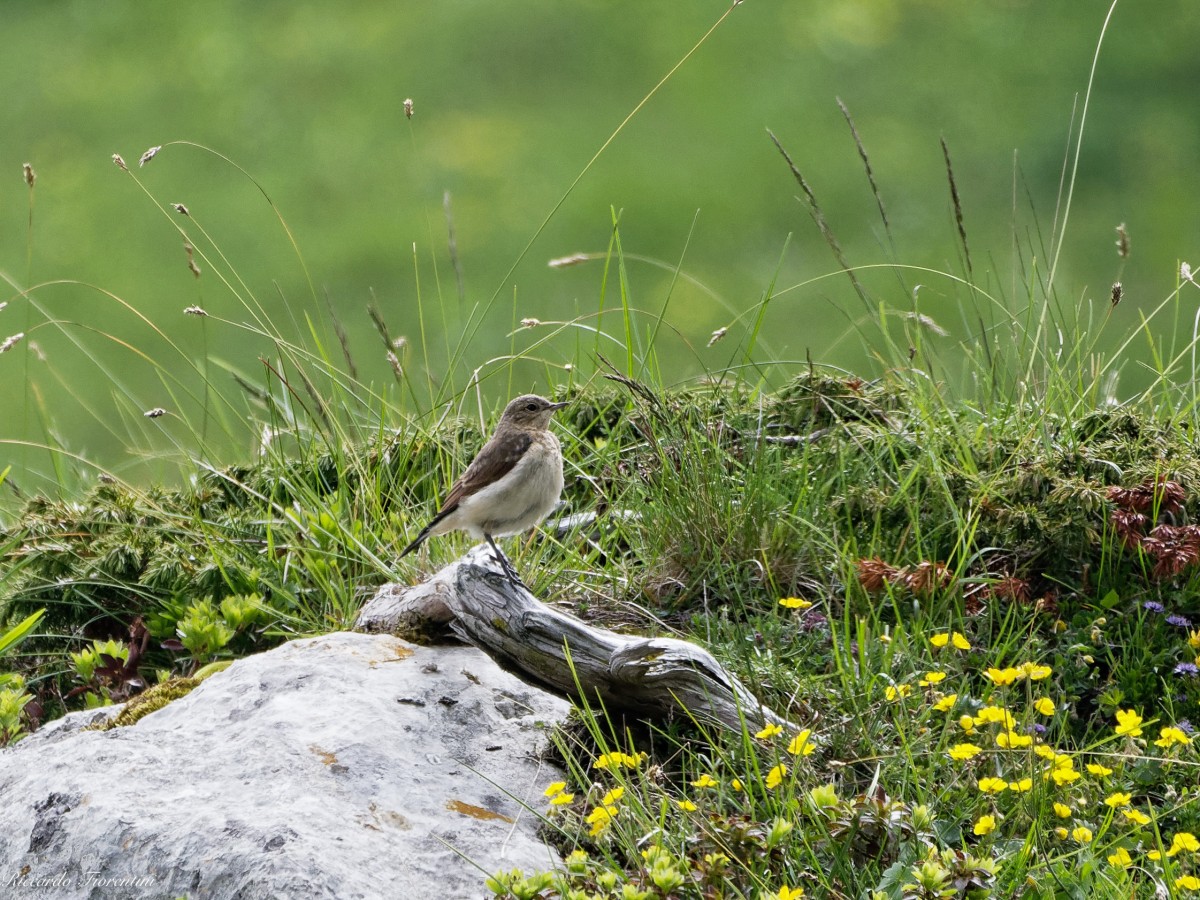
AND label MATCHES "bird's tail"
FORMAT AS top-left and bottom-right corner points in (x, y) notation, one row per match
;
(398, 525), (432, 558)
(399, 504), (456, 558)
